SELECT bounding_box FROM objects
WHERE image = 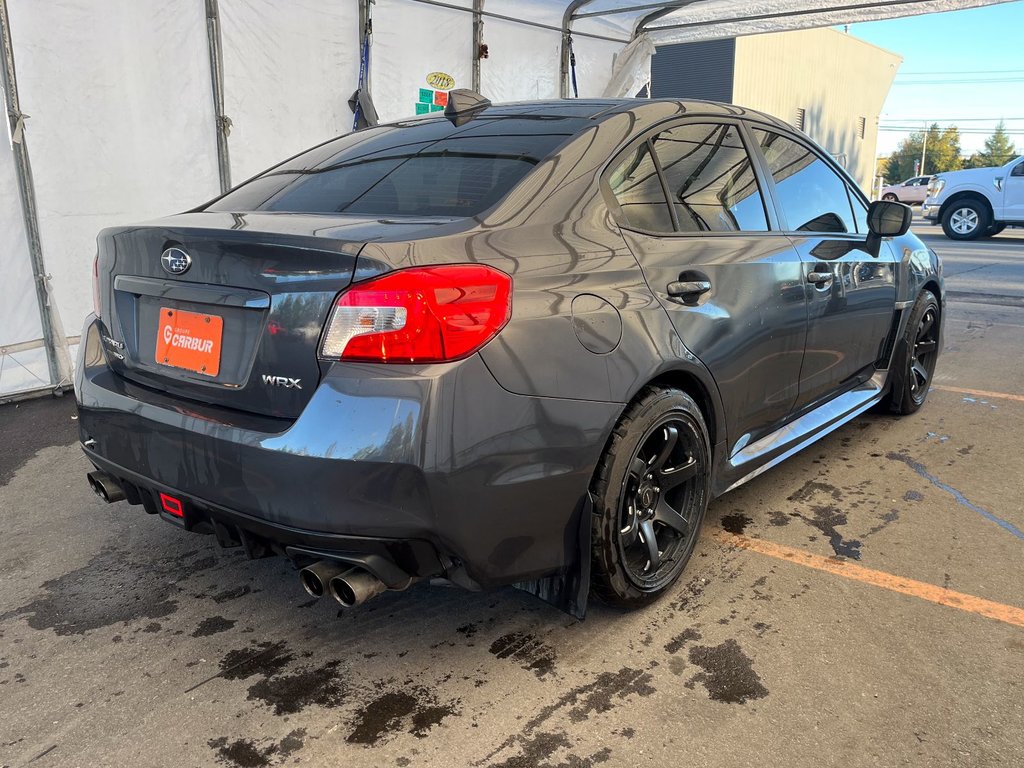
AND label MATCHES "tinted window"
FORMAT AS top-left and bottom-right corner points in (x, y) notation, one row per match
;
(608, 141), (674, 232)
(849, 189), (868, 234)
(652, 123), (768, 232)
(208, 115), (585, 217)
(753, 129), (856, 234)
(1012, 161), (1024, 177)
